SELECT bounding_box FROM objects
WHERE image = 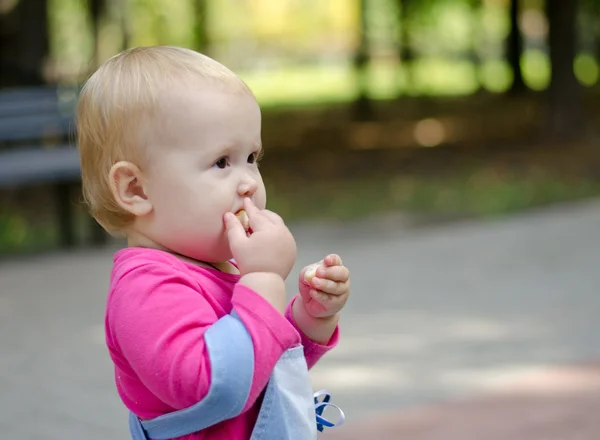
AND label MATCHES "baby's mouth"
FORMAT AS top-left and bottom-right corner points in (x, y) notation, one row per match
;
(235, 209), (251, 233)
